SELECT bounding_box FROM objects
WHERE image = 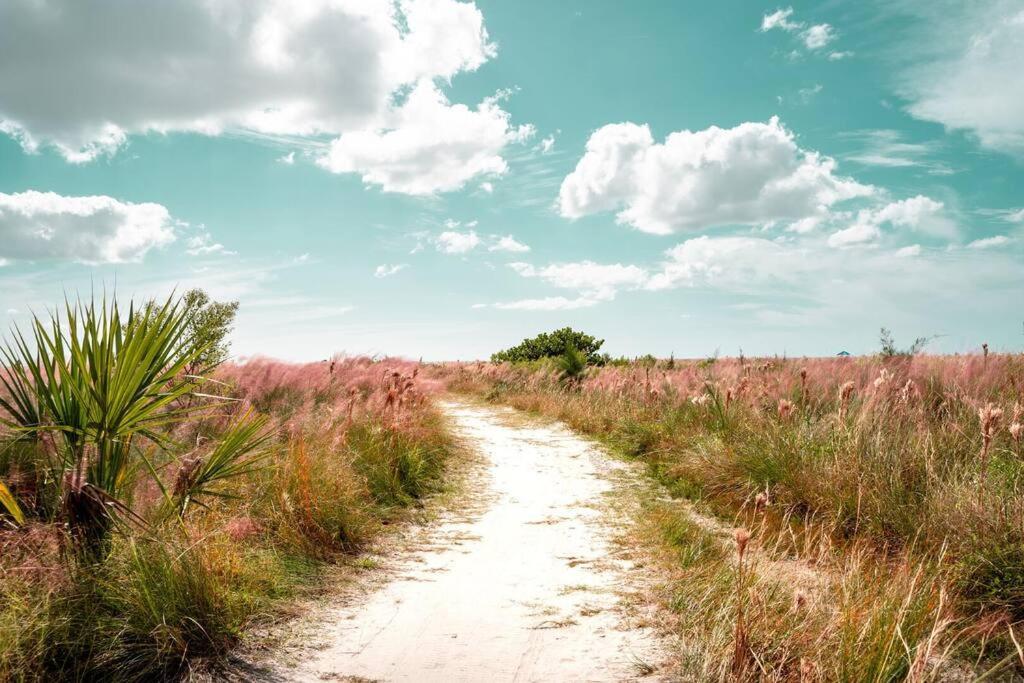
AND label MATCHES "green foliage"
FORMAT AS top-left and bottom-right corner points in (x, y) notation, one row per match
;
(171, 411), (274, 518)
(180, 288), (239, 373)
(637, 353), (658, 368)
(555, 345), (588, 382)
(879, 327), (931, 358)
(0, 294), (261, 559)
(0, 480), (23, 525)
(87, 540), (239, 680)
(491, 327), (605, 364)
(611, 417), (664, 458)
(958, 538), (1024, 619)
(0, 540), (240, 682)
(349, 419), (448, 510)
